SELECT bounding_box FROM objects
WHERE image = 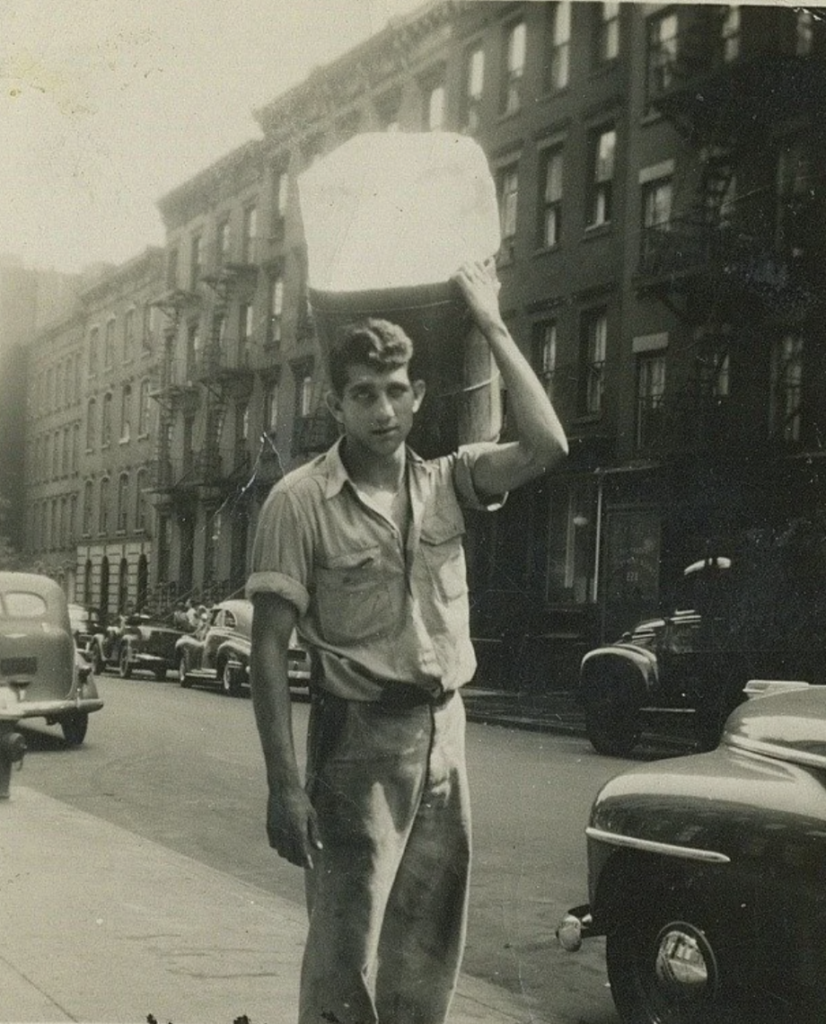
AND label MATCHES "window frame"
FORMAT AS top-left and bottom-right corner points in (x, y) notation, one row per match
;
(537, 144), (564, 249)
(501, 19), (526, 116)
(586, 125), (617, 229)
